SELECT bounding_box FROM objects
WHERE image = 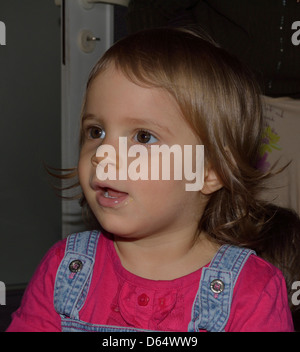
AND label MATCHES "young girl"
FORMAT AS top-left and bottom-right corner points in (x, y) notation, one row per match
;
(7, 28), (294, 332)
